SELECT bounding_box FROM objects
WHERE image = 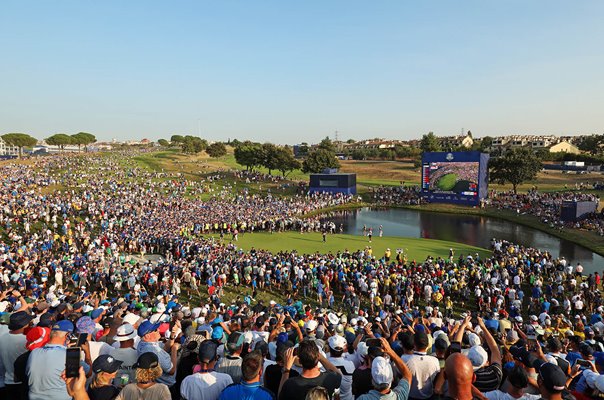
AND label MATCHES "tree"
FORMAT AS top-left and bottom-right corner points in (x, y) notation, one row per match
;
(479, 136), (493, 152)
(157, 139), (170, 147)
(302, 148), (340, 173)
(206, 142), (227, 158)
(171, 135), (185, 144)
(2, 133), (37, 158)
(346, 139), (356, 144)
(71, 132), (96, 152)
(489, 148), (543, 193)
(46, 134), (74, 152)
(577, 135), (604, 155)
(420, 132), (441, 153)
(318, 136), (336, 152)
(274, 146), (301, 177)
(234, 142), (263, 171)
(260, 143), (280, 175)
(182, 136), (207, 154)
